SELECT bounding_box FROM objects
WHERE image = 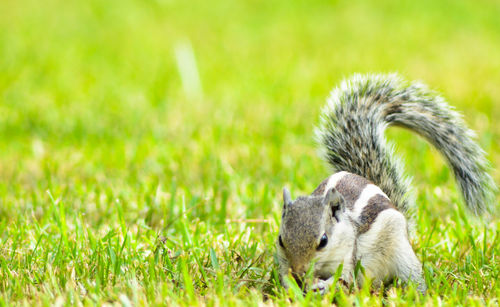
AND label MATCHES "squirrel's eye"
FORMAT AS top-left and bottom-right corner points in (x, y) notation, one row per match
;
(278, 235), (285, 248)
(317, 233), (328, 250)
